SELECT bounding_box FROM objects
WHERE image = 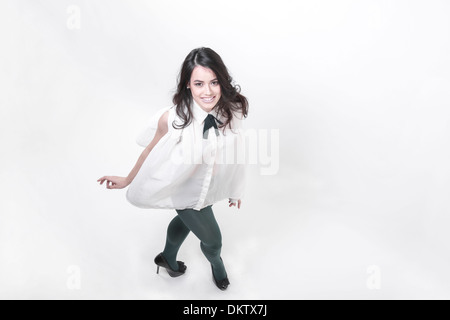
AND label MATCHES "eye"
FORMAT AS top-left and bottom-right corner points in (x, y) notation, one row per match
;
(194, 83), (203, 87)
(211, 81), (219, 86)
